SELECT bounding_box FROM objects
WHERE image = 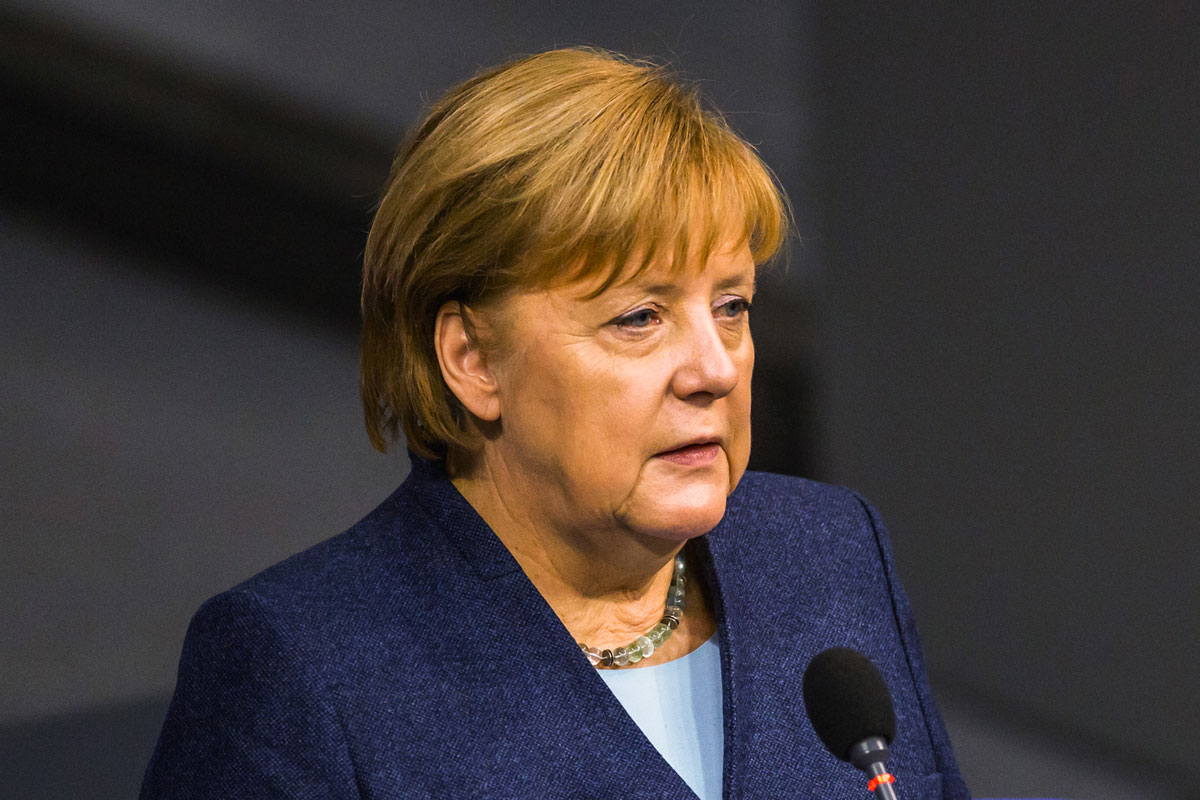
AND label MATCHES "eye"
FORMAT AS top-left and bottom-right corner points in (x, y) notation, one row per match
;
(715, 297), (752, 319)
(613, 307), (661, 329)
